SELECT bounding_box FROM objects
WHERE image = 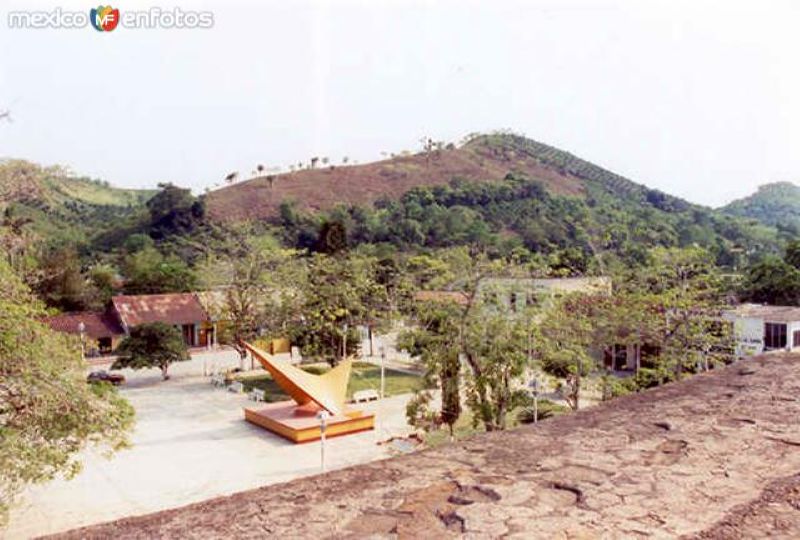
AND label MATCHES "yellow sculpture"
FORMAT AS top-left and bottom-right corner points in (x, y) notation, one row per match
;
(242, 342), (375, 443)
(243, 342), (351, 415)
